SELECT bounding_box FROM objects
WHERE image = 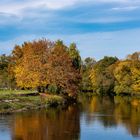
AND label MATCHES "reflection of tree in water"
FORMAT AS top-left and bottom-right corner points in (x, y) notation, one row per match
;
(115, 97), (140, 137)
(83, 96), (140, 137)
(8, 96), (140, 139)
(83, 96), (117, 127)
(11, 106), (80, 140)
